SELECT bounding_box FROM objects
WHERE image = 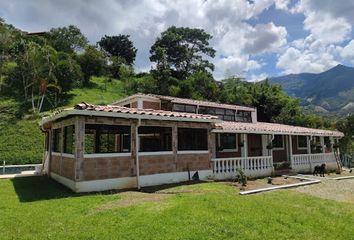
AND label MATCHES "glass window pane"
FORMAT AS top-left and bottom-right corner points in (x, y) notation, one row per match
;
(178, 128), (208, 150)
(139, 126), (172, 152)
